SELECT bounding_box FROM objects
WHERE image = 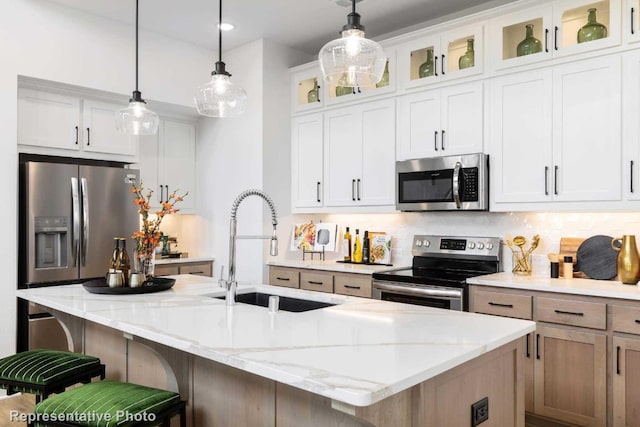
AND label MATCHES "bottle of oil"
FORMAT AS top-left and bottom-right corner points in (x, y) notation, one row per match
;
(343, 227), (352, 262)
(353, 229), (363, 263)
(362, 231), (370, 264)
(117, 238), (131, 286)
(109, 238), (120, 271)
